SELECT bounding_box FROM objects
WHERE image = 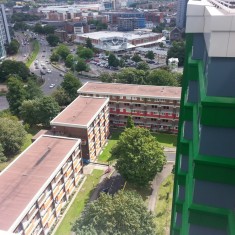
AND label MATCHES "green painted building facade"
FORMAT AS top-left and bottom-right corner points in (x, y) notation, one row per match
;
(170, 0), (235, 234)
